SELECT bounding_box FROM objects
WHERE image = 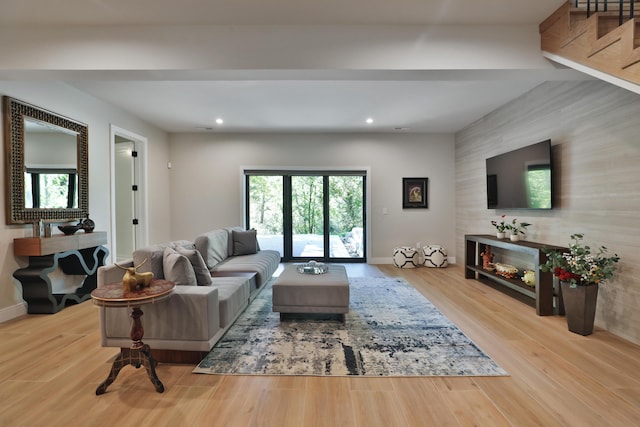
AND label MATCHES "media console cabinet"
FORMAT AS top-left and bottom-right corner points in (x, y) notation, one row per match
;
(464, 234), (567, 316)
